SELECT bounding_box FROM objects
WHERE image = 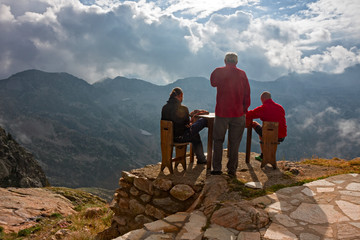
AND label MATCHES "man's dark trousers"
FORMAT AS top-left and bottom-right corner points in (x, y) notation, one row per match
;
(174, 118), (207, 162)
(212, 116), (245, 174)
